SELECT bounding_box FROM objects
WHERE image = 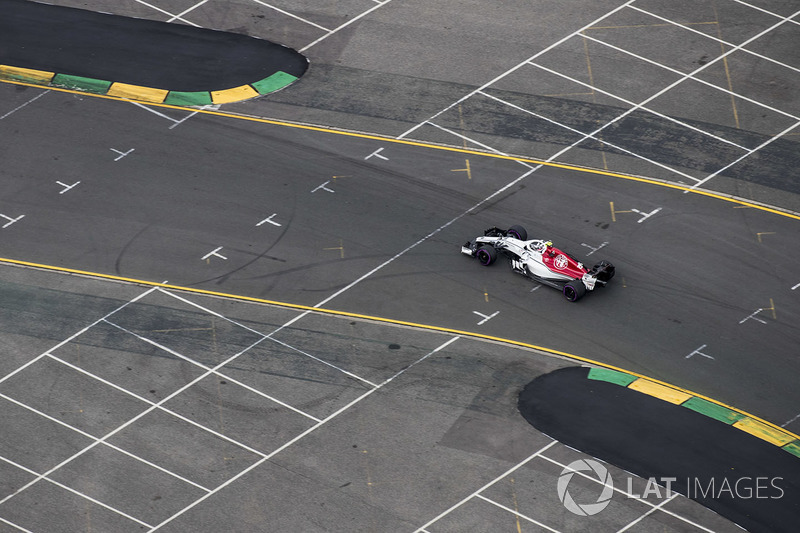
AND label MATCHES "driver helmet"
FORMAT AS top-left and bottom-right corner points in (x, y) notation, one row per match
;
(528, 240), (549, 253)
